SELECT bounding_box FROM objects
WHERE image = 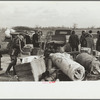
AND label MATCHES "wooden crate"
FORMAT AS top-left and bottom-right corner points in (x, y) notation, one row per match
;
(15, 57), (46, 81)
(15, 63), (34, 81)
